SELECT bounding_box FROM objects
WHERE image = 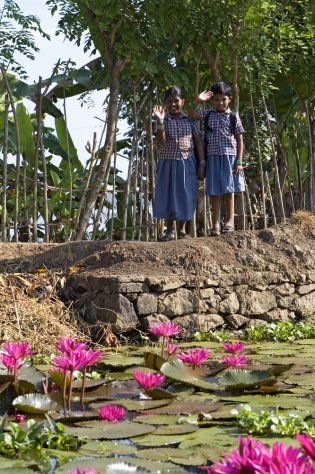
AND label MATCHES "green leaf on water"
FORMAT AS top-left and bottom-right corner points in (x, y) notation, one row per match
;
(144, 351), (167, 371)
(219, 369), (276, 390)
(64, 420), (156, 439)
(78, 440), (137, 456)
(144, 387), (175, 400)
(134, 414), (181, 425)
(135, 446), (207, 465)
(160, 359), (219, 390)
